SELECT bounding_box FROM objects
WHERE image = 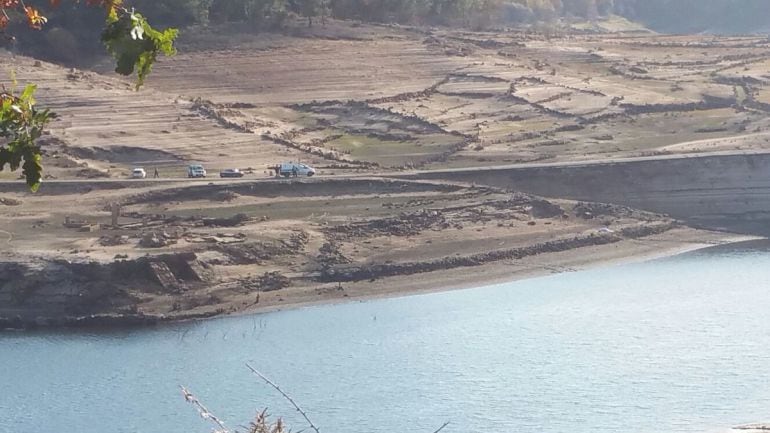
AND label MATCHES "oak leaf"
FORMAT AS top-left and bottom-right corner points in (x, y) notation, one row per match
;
(24, 6), (47, 30)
